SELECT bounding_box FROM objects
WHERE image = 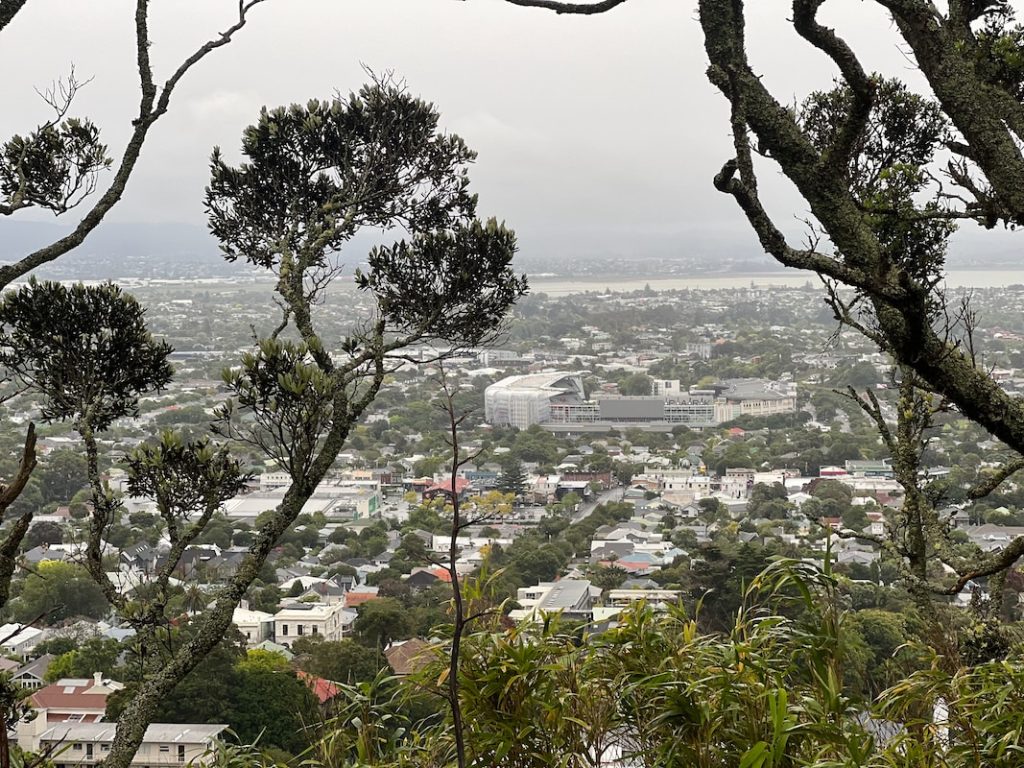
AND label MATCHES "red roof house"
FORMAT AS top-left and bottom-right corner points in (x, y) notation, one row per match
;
(30, 674), (124, 723)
